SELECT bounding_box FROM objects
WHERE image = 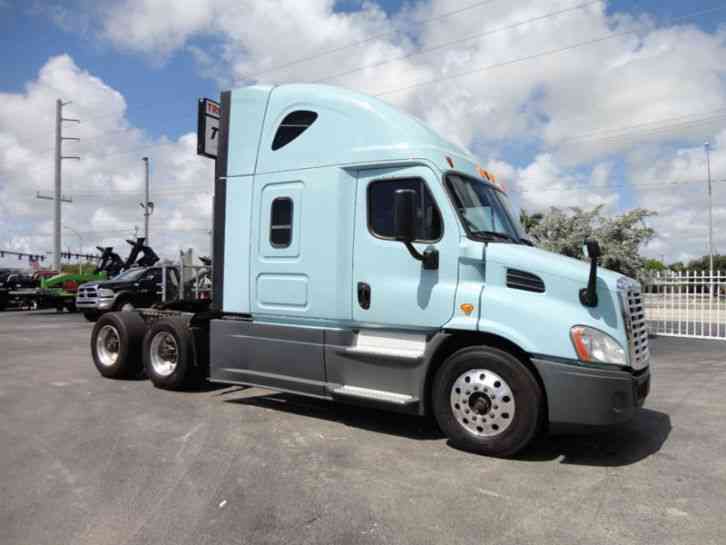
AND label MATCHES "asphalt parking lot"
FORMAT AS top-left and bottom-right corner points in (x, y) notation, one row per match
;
(1, 311), (724, 545)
